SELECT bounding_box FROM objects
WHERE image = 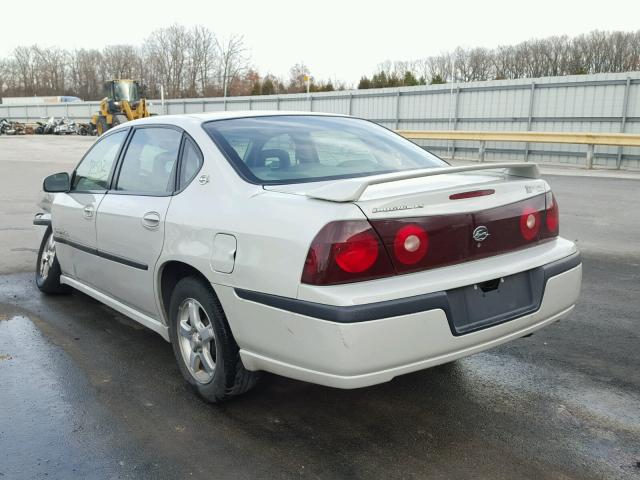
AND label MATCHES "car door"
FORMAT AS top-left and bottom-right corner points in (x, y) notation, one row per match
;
(52, 129), (128, 285)
(93, 126), (183, 318)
